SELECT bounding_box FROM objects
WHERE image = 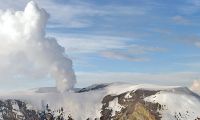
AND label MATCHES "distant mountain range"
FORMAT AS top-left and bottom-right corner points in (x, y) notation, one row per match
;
(0, 83), (199, 120)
